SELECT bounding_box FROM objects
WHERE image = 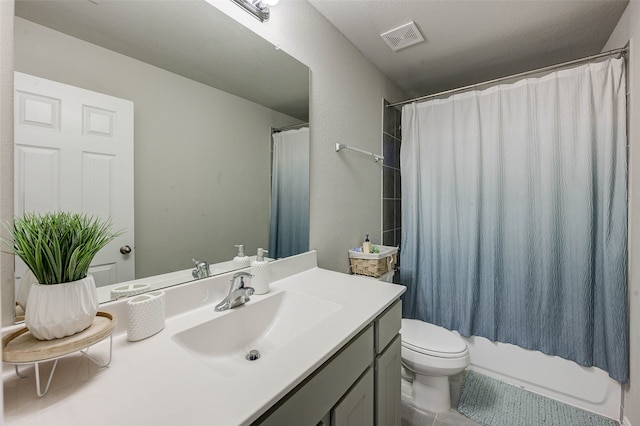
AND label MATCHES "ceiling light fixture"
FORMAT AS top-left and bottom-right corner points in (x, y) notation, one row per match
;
(231, 0), (277, 23)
